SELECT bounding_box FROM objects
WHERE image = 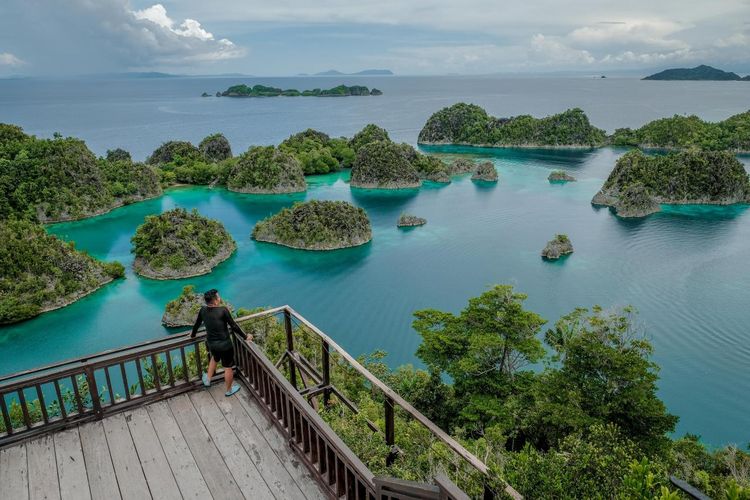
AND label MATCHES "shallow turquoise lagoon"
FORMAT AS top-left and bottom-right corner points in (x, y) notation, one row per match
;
(1, 147), (749, 446)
